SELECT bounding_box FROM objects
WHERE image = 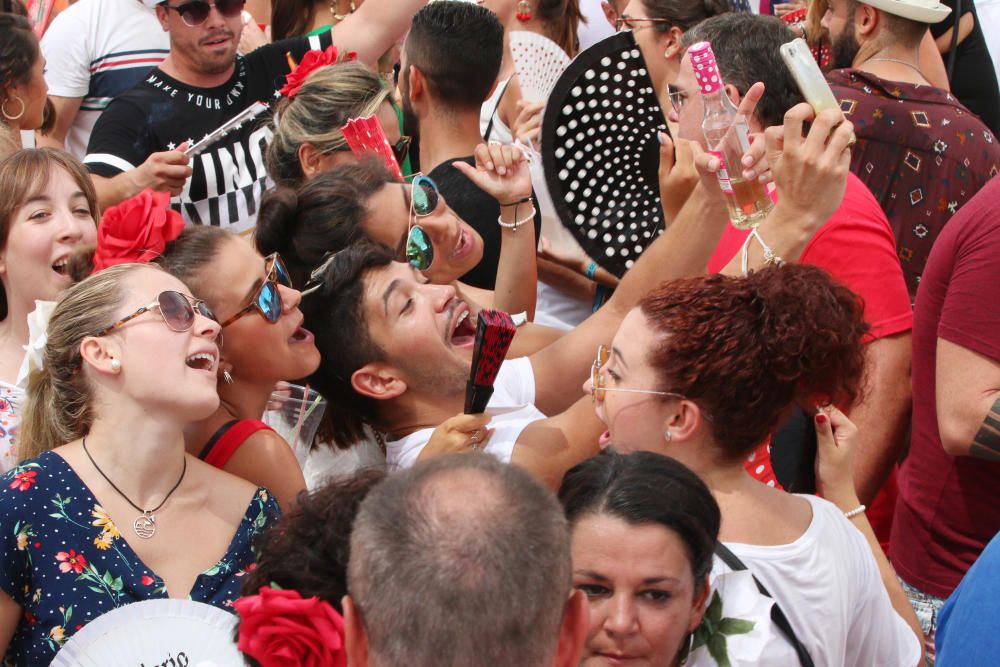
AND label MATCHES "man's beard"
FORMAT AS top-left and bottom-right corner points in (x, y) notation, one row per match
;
(400, 90), (421, 171)
(831, 22), (862, 70)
